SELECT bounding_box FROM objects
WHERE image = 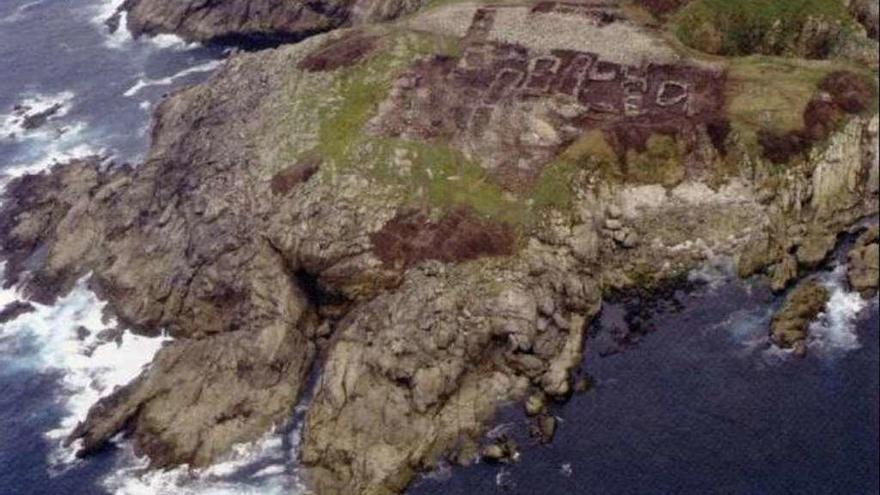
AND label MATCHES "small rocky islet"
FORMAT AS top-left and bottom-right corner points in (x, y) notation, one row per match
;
(1, 0), (878, 494)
